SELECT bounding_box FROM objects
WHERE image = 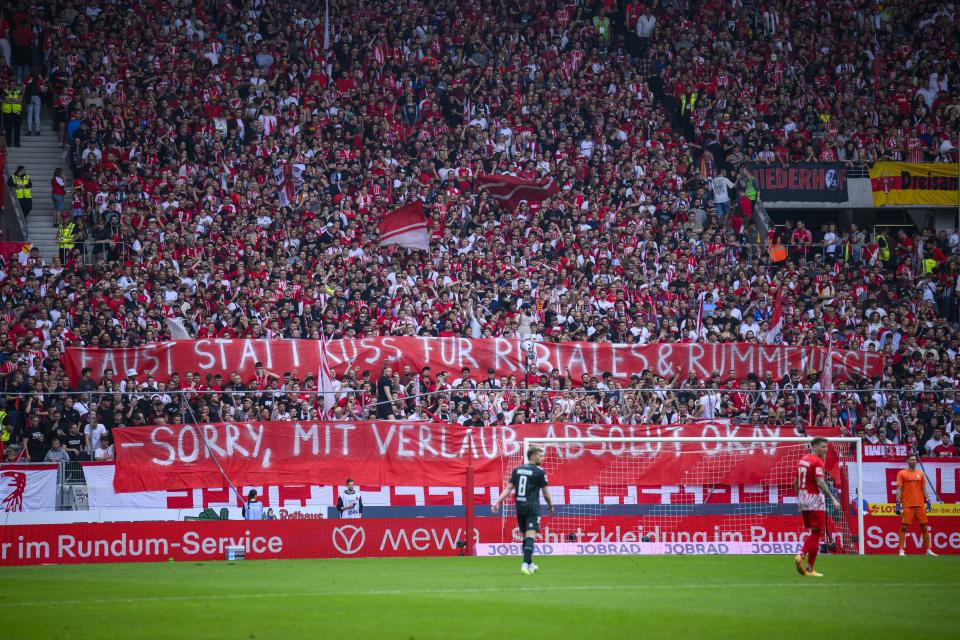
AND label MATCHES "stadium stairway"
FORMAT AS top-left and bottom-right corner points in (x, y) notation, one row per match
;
(5, 112), (67, 260)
